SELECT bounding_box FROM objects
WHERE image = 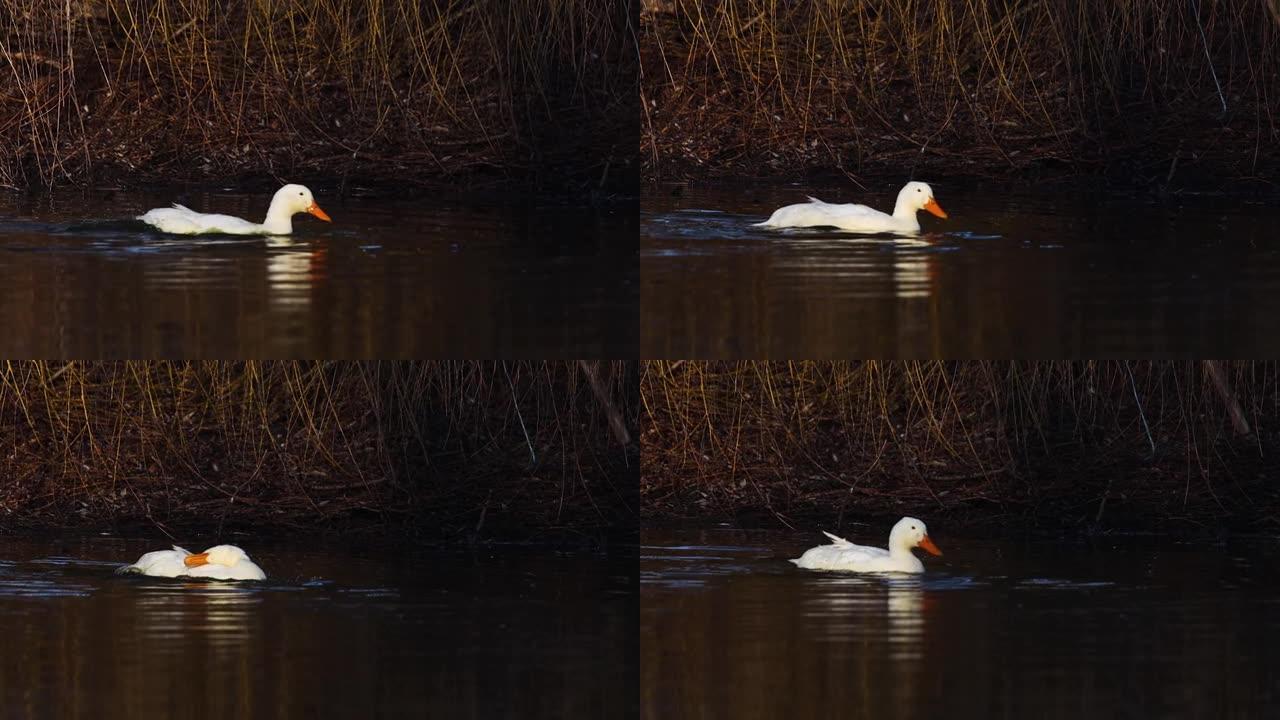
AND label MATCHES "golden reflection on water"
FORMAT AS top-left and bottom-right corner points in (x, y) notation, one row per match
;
(131, 583), (263, 651)
(799, 576), (927, 719)
(265, 238), (325, 311)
